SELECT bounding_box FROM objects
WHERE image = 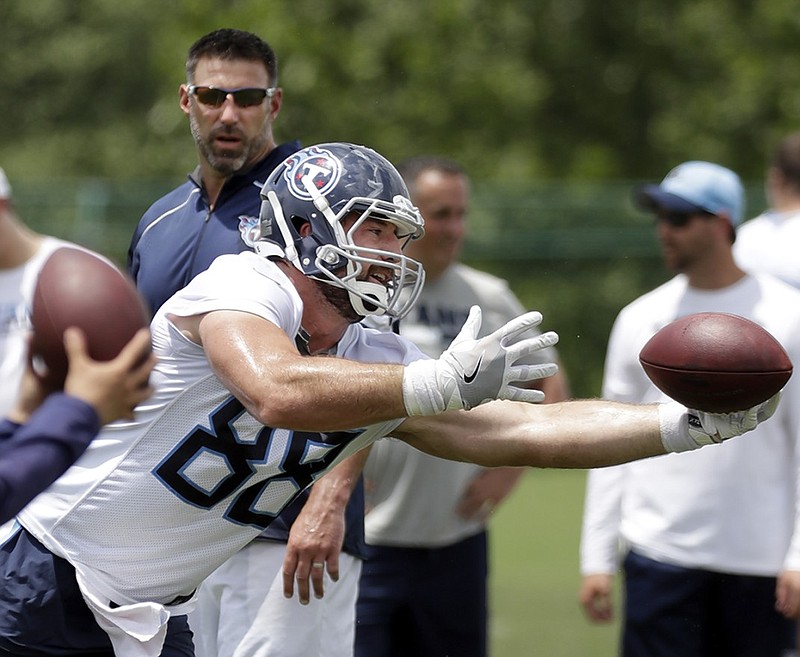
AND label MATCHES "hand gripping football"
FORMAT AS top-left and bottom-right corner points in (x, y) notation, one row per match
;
(30, 246), (151, 387)
(639, 312), (793, 412)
